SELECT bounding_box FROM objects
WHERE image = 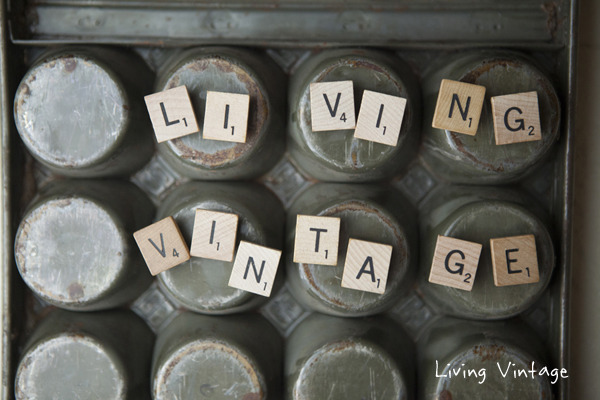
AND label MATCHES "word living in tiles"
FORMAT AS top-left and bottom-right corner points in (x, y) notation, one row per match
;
(354, 90), (407, 146)
(228, 241), (282, 297)
(293, 215), (341, 266)
(190, 209), (239, 262)
(309, 80), (356, 131)
(490, 234), (540, 287)
(432, 79), (486, 136)
(428, 235), (483, 291)
(133, 216), (191, 276)
(491, 91), (542, 145)
(144, 85), (199, 142)
(341, 239), (393, 295)
(203, 91), (251, 143)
